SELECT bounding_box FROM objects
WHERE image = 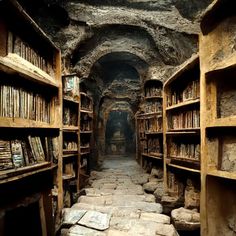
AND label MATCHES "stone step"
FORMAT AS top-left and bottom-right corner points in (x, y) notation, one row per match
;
(66, 225), (106, 236)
